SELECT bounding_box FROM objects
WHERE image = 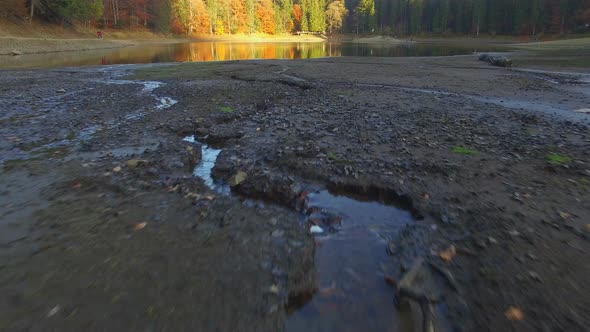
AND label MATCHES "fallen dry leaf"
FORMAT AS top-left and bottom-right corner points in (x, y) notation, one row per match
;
(384, 275), (397, 287)
(113, 166), (122, 173)
(505, 306), (524, 321)
(168, 184), (181, 193)
(439, 244), (457, 262)
(424, 193), (430, 200)
(269, 284), (279, 295)
(585, 224), (590, 231)
(559, 211), (571, 220)
(133, 222), (147, 231)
